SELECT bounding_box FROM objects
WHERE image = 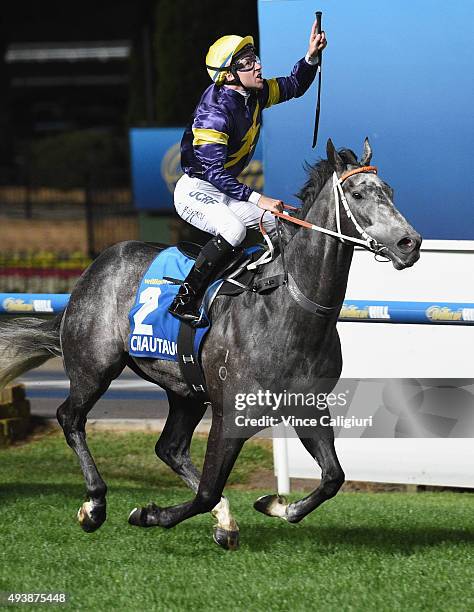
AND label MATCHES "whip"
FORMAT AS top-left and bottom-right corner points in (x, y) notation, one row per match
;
(311, 11), (323, 148)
